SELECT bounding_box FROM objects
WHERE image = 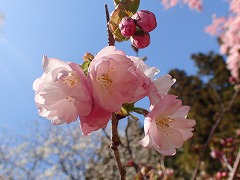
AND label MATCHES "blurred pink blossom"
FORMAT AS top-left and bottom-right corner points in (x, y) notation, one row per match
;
(140, 95), (196, 155)
(161, 0), (202, 11)
(205, 0), (240, 80)
(33, 56), (92, 125)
